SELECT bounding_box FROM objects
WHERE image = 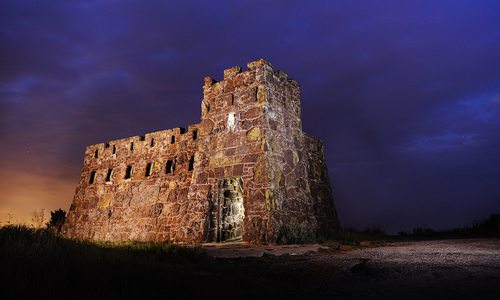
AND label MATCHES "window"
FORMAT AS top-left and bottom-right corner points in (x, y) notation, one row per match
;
(105, 143), (110, 148)
(145, 163), (152, 177)
(192, 130), (198, 140)
(166, 160), (173, 174)
(124, 166), (132, 179)
(139, 136), (145, 141)
(106, 169), (113, 182)
(227, 113), (235, 131)
(89, 171), (96, 184)
(130, 142), (134, 150)
(112, 145), (116, 154)
(150, 138), (155, 147)
(171, 135), (175, 144)
(94, 149), (99, 158)
(188, 156), (195, 171)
